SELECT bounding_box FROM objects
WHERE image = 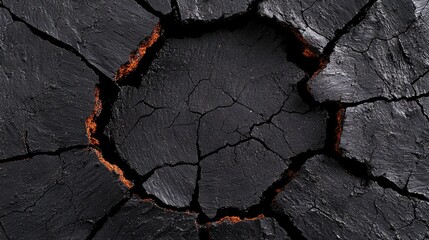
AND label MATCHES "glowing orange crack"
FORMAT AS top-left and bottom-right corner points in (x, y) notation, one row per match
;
(85, 87), (134, 189)
(85, 88), (102, 146)
(115, 24), (162, 81)
(215, 214), (265, 224)
(86, 24), (163, 190)
(94, 149), (134, 188)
